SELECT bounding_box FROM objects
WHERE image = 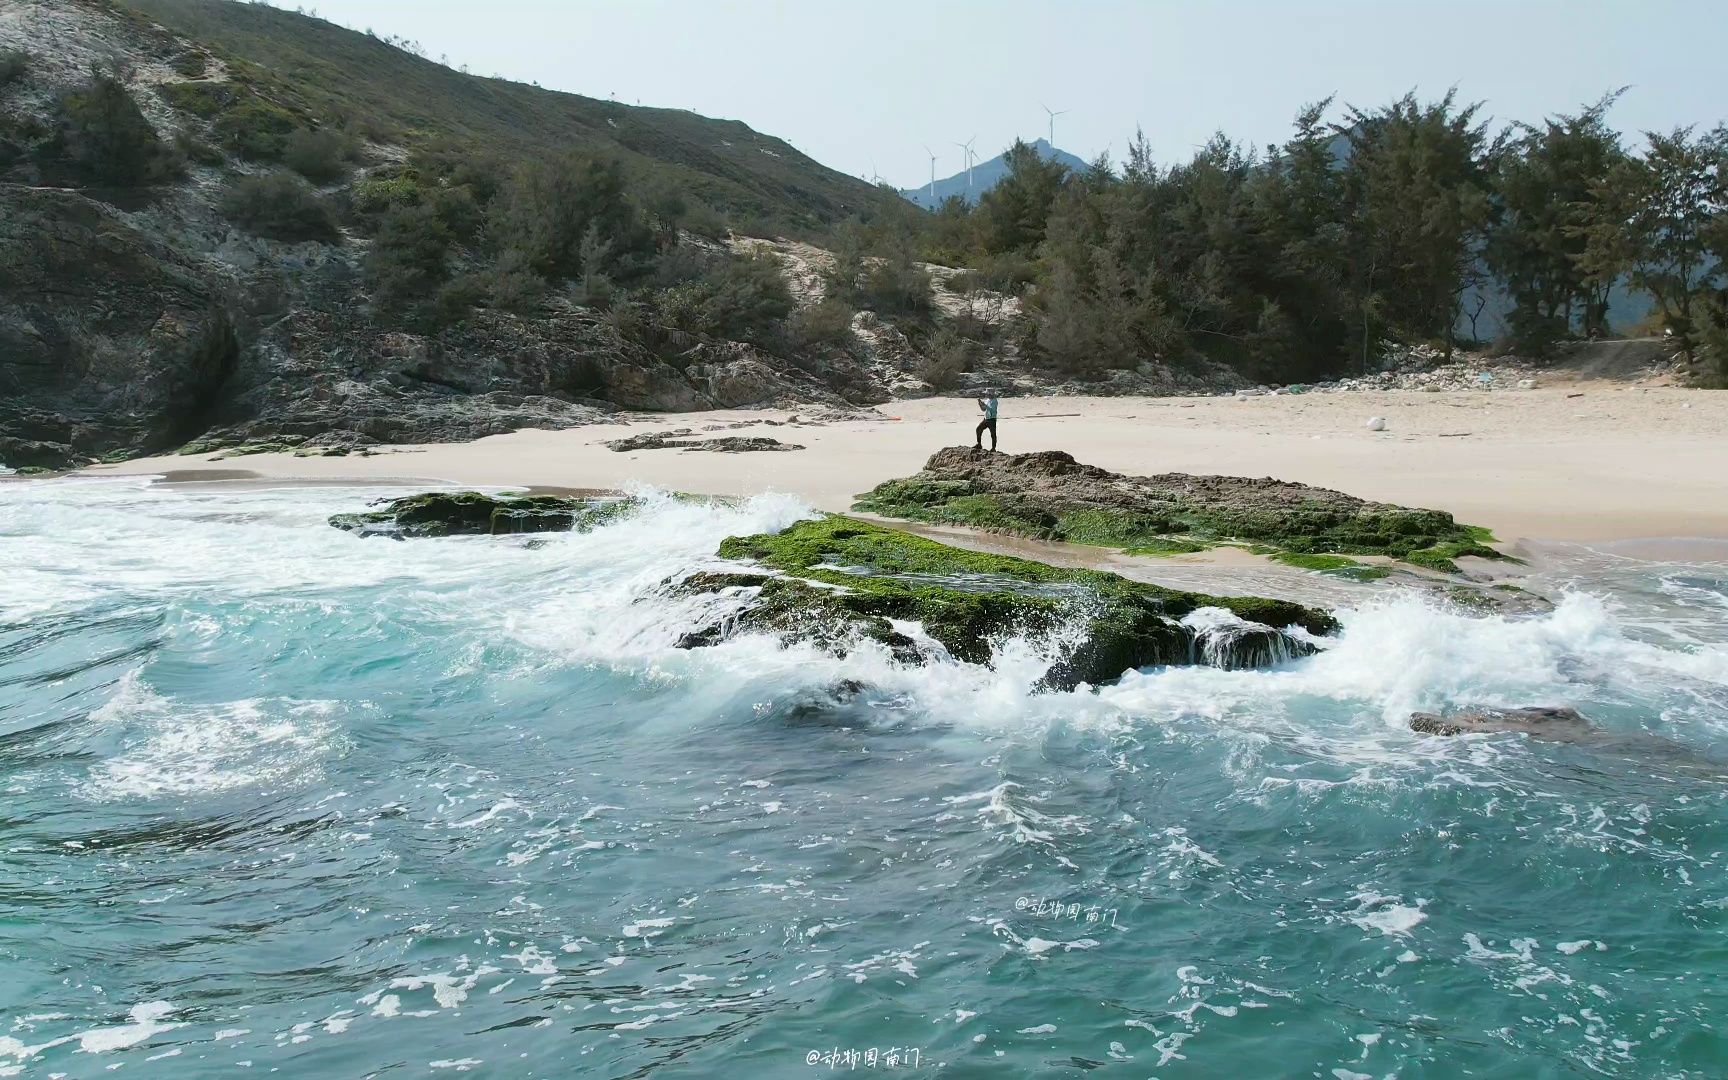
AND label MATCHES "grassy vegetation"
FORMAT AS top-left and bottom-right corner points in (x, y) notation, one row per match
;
(218, 172), (340, 243)
(711, 515), (1336, 682)
(121, 0), (916, 238)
